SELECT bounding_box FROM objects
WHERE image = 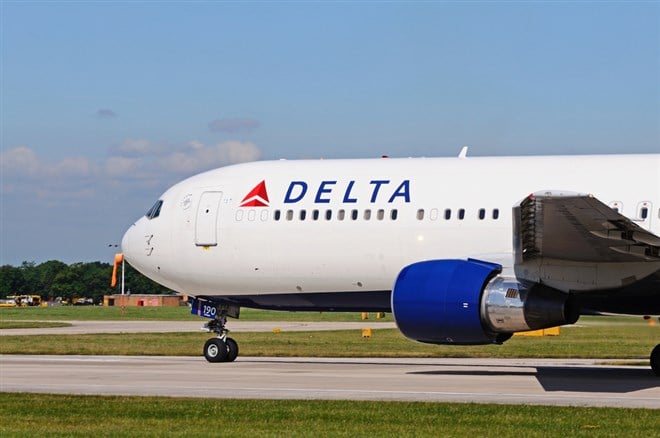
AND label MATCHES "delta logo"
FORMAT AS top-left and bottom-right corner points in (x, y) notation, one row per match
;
(240, 179), (411, 207)
(240, 180), (270, 207)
